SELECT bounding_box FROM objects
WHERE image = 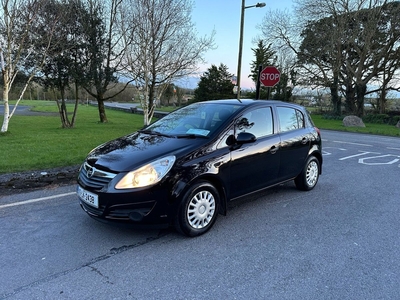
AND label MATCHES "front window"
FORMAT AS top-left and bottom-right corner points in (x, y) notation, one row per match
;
(235, 107), (273, 138)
